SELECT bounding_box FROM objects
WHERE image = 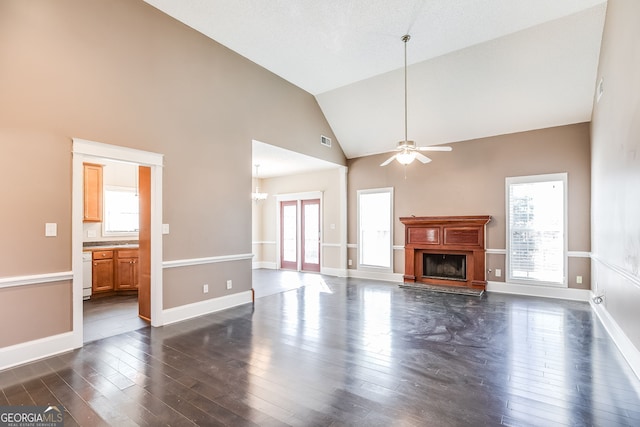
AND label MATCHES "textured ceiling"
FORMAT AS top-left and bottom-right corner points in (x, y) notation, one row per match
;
(143, 0), (607, 172)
